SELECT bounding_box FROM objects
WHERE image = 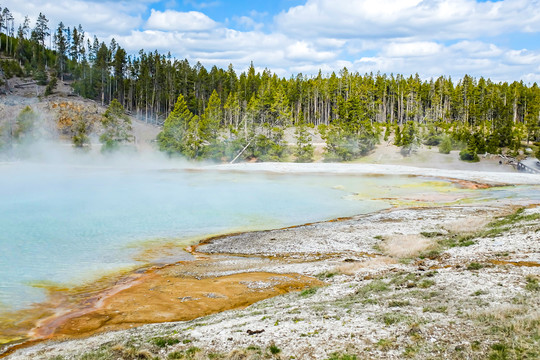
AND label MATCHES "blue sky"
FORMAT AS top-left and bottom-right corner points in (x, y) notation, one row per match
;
(5, 0), (540, 82)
